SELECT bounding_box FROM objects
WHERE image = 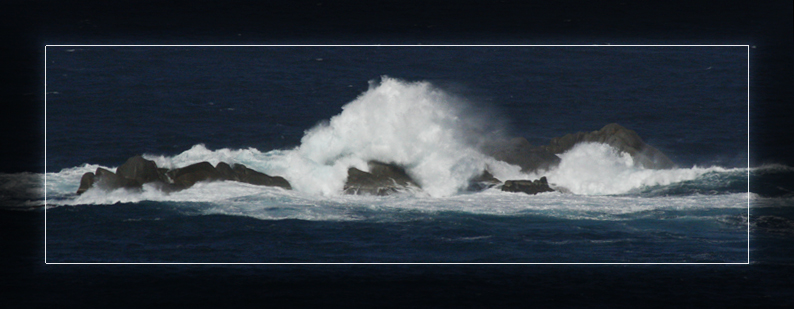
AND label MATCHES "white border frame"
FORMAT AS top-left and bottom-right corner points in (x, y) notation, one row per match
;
(44, 44), (751, 265)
